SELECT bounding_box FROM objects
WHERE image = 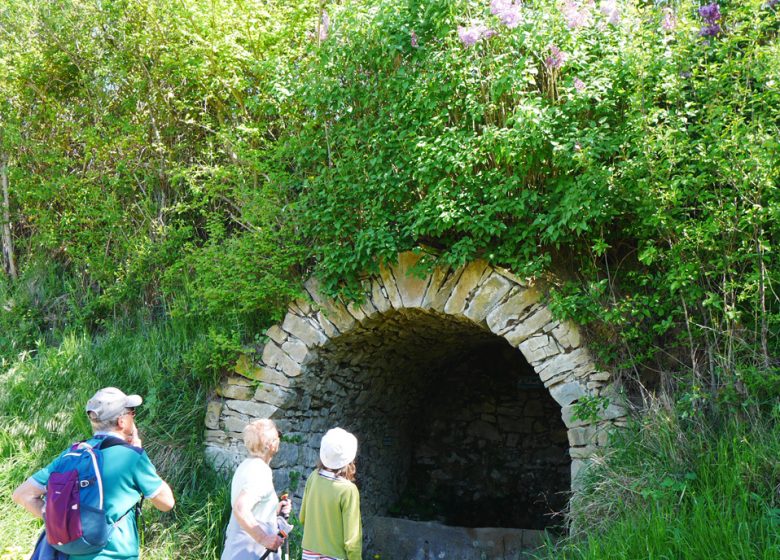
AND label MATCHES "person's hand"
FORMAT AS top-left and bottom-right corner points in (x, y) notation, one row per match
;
(278, 496), (292, 518)
(260, 532), (283, 551)
(127, 424), (142, 447)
